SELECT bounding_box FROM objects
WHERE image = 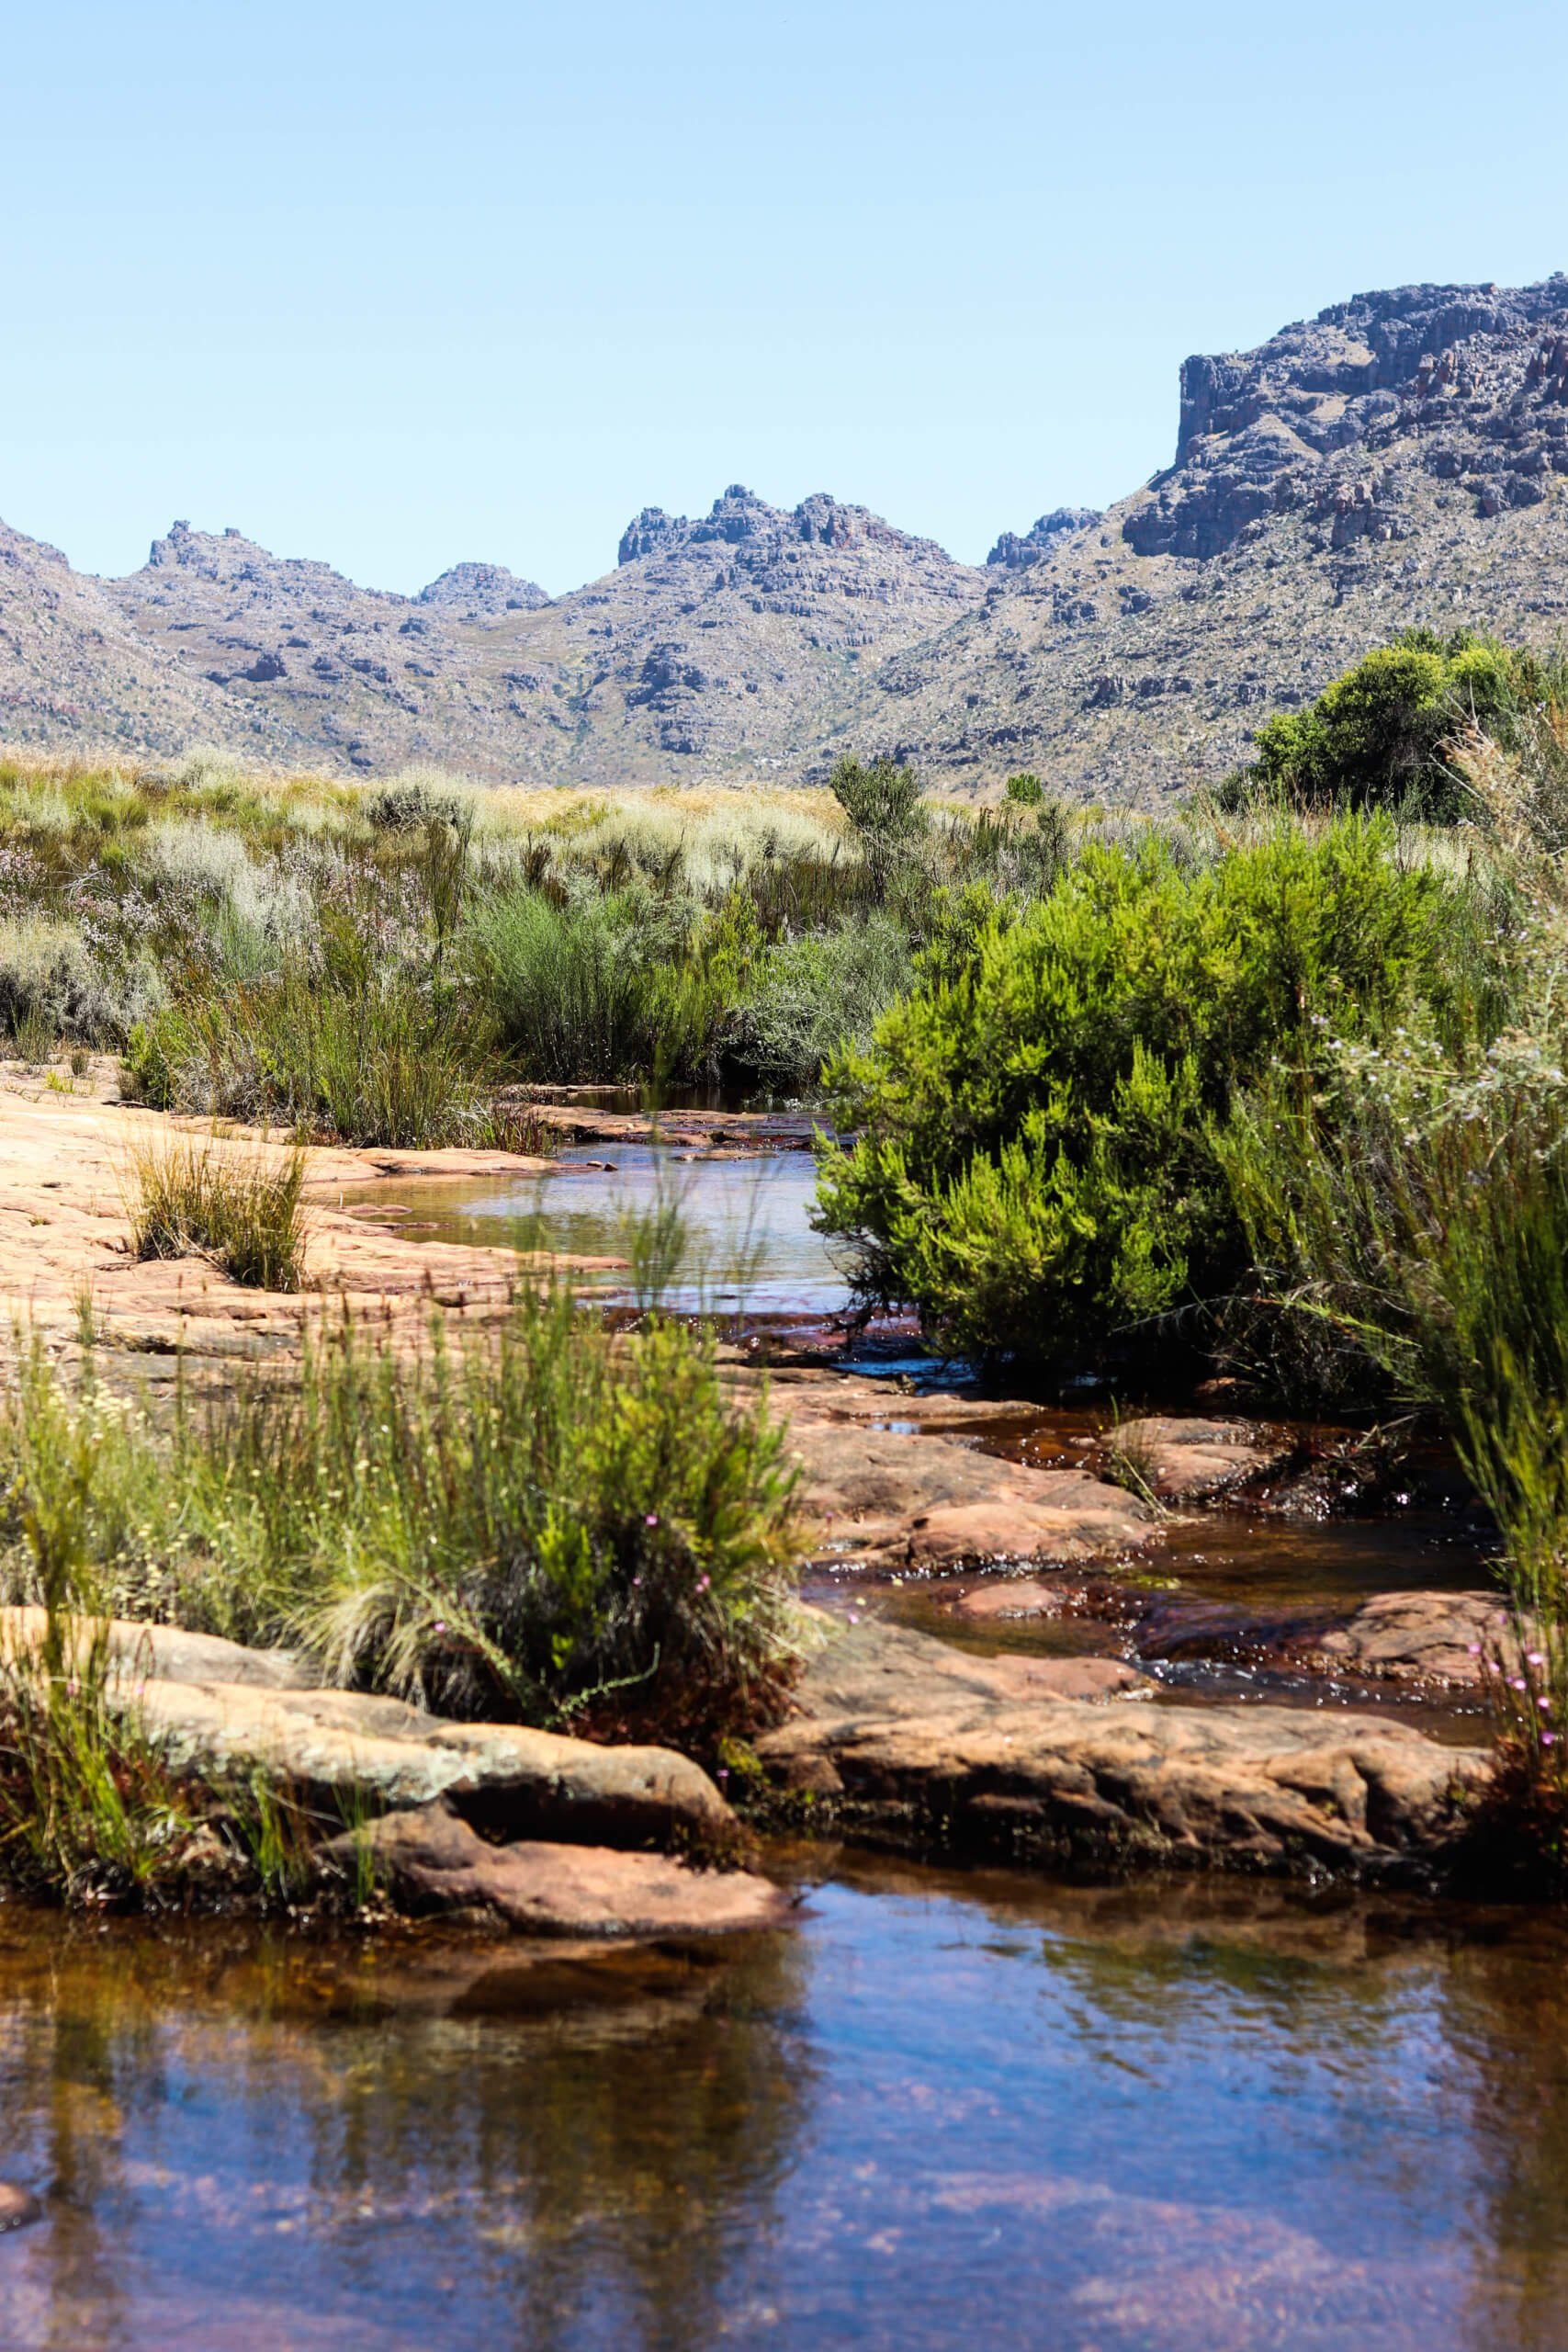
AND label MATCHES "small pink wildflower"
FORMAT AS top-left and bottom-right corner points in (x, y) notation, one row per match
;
(696, 1575), (710, 1592)
(434, 1620), (446, 1634)
(1540, 1695), (1553, 1711)
(646, 1513), (659, 1527)
(1466, 1644), (1482, 1656)
(1543, 1732), (1557, 1747)
(1511, 1676), (1529, 1691)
